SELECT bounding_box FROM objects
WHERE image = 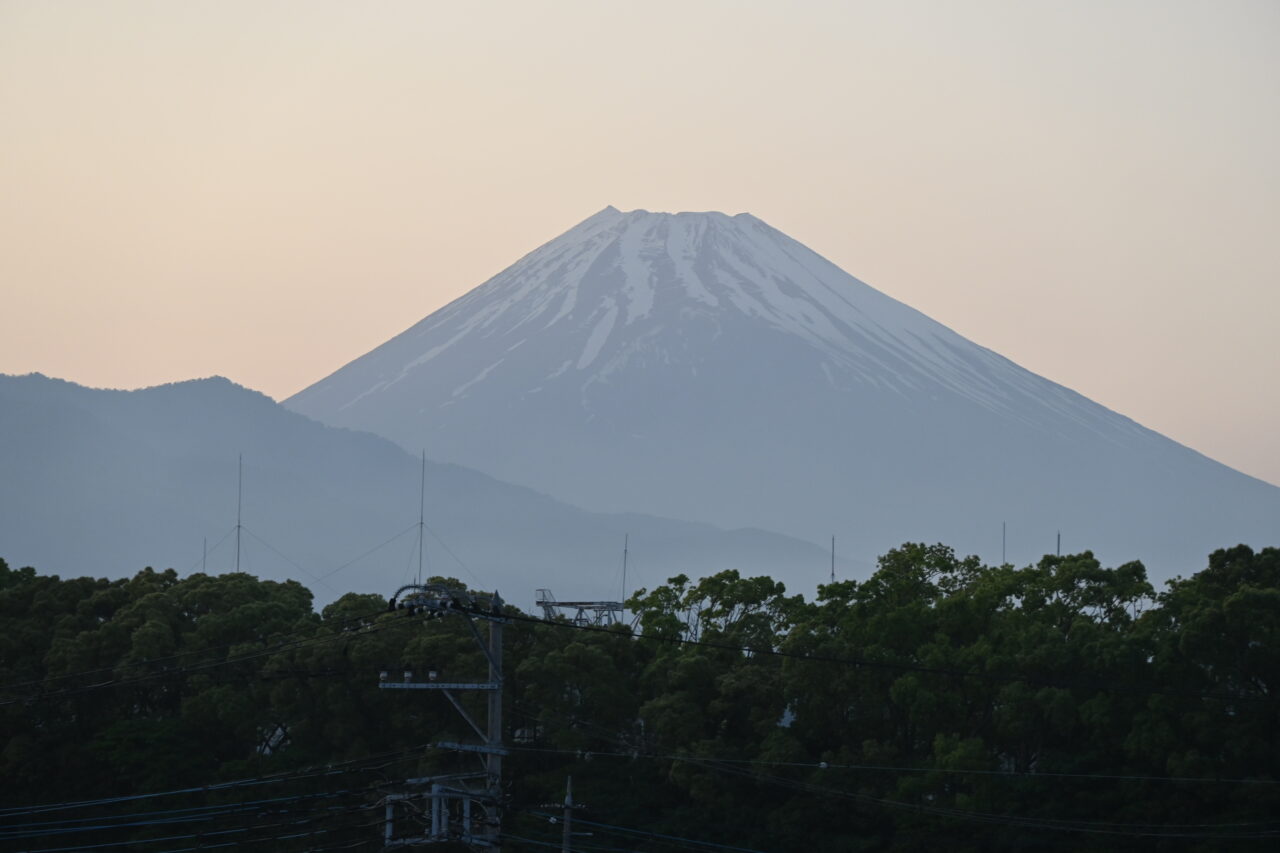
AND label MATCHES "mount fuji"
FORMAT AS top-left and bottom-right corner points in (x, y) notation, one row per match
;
(286, 207), (1279, 581)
